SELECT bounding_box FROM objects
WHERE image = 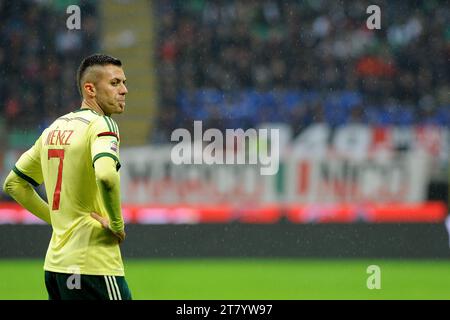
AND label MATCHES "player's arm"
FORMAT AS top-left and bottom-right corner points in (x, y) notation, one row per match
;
(93, 156), (125, 240)
(90, 116), (124, 241)
(3, 169), (51, 224)
(2, 136), (51, 224)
